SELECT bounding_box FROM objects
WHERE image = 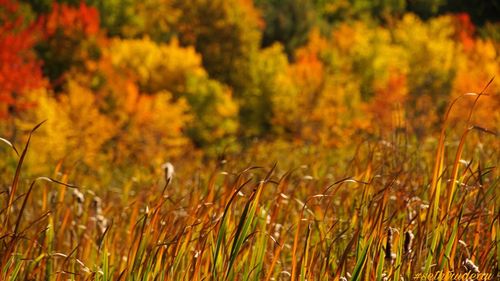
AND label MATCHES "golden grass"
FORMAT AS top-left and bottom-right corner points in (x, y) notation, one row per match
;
(0, 87), (498, 280)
